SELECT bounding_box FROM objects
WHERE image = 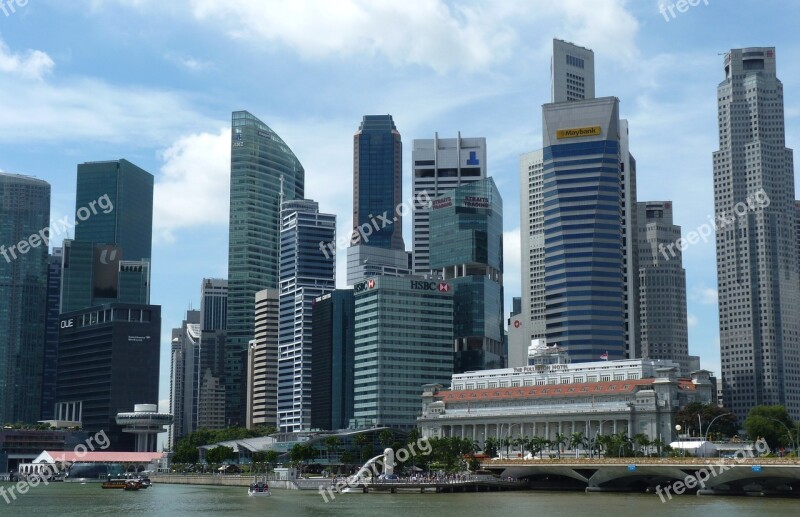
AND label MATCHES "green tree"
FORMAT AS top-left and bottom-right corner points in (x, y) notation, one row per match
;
(676, 403), (739, 439)
(553, 433), (568, 459)
(482, 437), (499, 457)
(206, 445), (235, 465)
(324, 436), (342, 464)
(512, 436), (527, 459)
(531, 436), (548, 459)
(569, 432), (586, 457)
(379, 429), (394, 448)
(743, 405), (795, 450)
